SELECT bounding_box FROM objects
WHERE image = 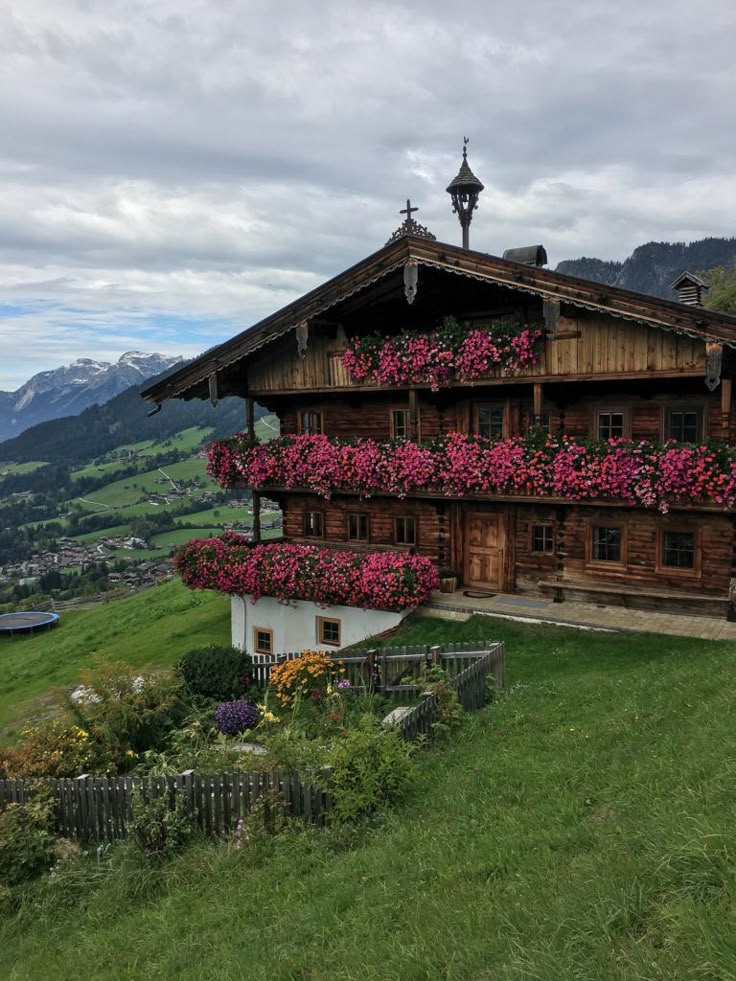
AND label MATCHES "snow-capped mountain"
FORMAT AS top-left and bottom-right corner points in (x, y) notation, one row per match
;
(0, 352), (184, 440)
